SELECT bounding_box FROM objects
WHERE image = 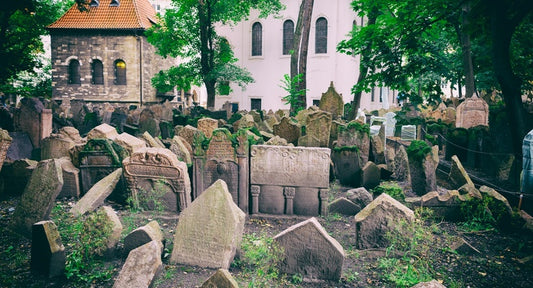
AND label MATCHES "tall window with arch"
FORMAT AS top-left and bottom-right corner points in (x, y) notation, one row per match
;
(91, 59), (104, 85)
(68, 59), (81, 84)
(315, 17), (328, 54)
(251, 22), (262, 56)
(114, 59), (126, 85)
(282, 20), (294, 55)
